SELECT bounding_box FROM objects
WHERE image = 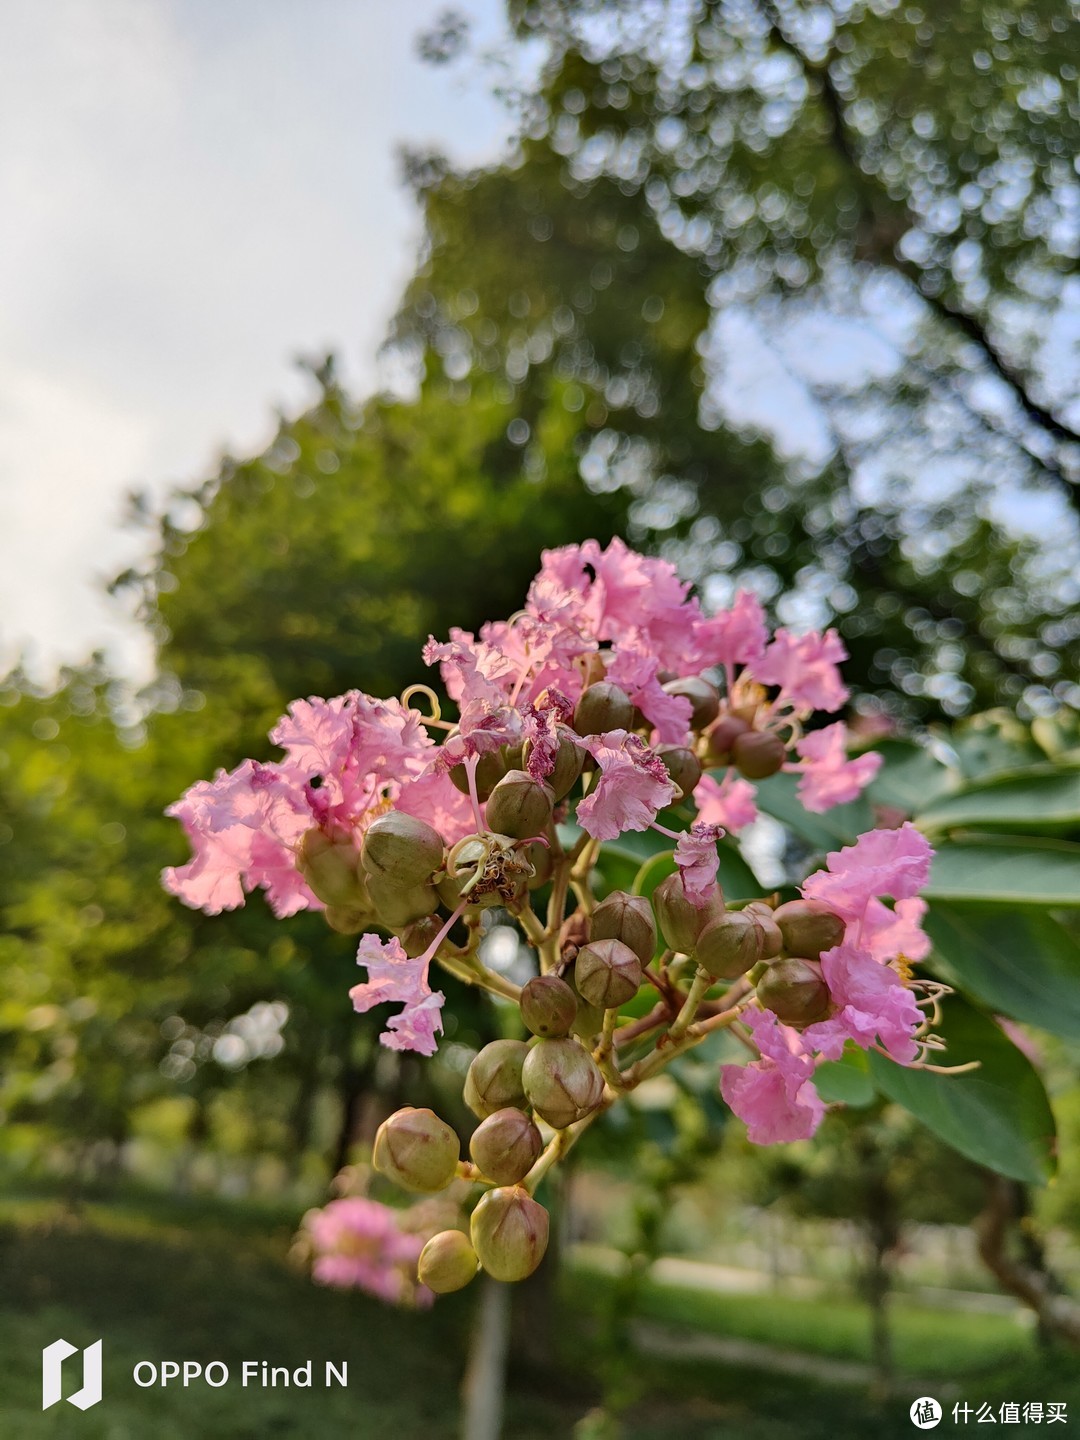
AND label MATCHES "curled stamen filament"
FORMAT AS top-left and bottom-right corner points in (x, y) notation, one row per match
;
(401, 684), (442, 723)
